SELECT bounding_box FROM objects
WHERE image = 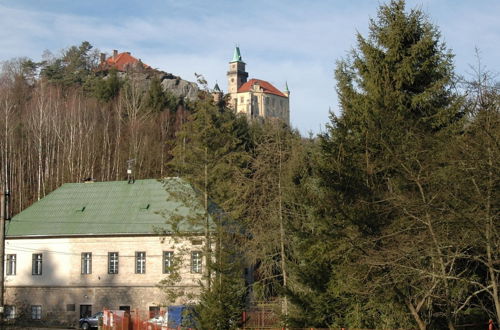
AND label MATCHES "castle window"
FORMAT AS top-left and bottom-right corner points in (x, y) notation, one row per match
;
(240, 97), (244, 103)
(231, 78), (234, 83)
